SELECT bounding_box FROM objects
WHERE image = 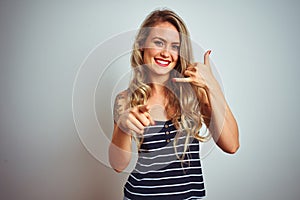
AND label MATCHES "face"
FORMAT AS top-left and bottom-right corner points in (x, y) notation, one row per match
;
(141, 22), (180, 81)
